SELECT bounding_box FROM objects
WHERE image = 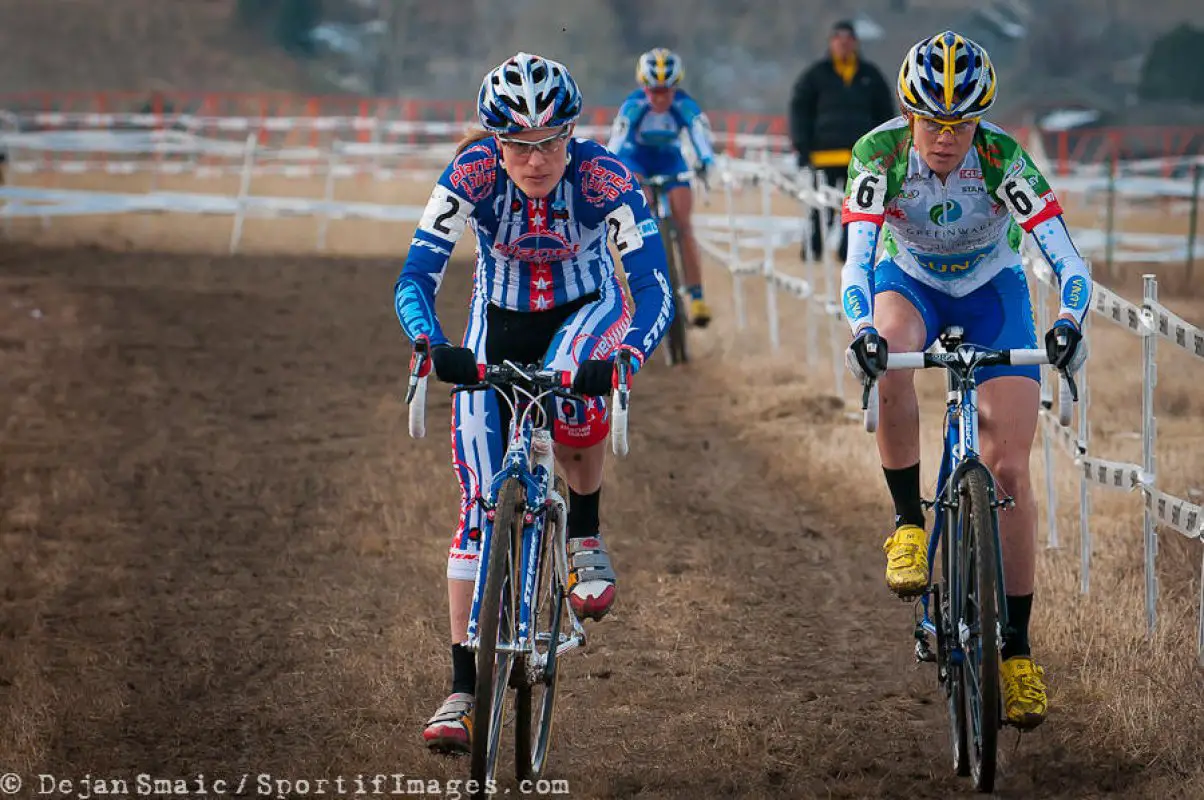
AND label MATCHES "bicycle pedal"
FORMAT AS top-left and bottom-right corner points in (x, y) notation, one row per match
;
(994, 496), (1016, 510)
